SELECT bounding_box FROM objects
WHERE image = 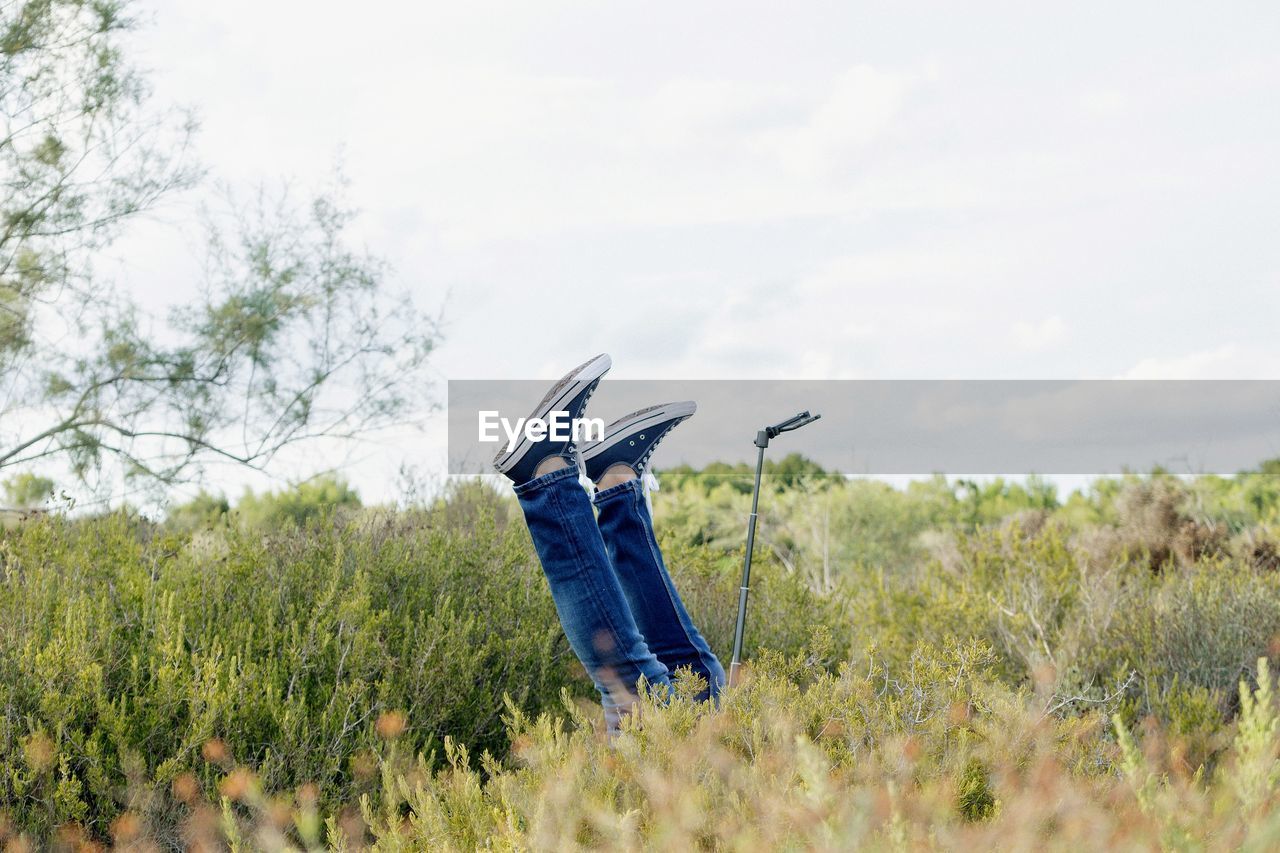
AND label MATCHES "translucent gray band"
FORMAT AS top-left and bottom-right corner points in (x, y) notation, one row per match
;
(448, 380), (1280, 476)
